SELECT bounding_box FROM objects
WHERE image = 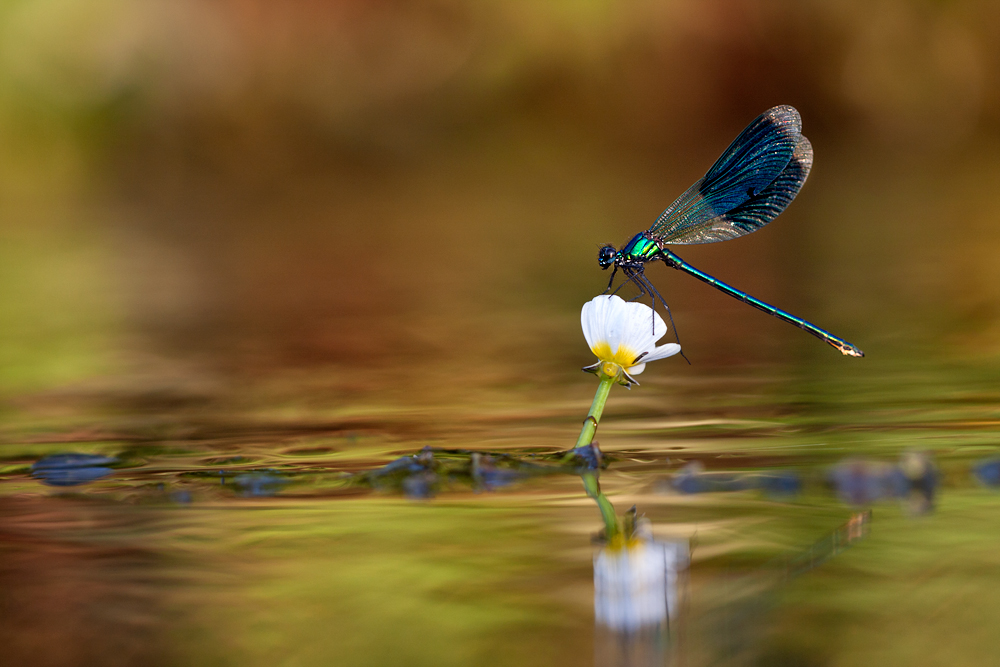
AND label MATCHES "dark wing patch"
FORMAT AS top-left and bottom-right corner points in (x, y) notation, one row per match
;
(662, 135), (813, 245)
(647, 105), (803, 243)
